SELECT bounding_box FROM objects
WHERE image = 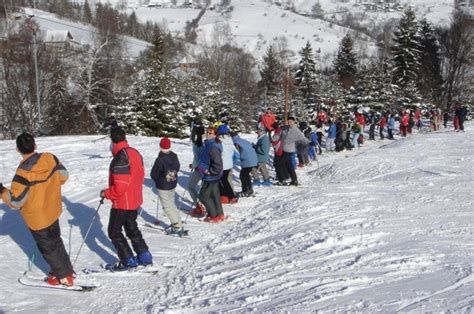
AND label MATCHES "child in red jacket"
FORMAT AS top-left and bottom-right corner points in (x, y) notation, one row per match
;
(101, 128), (152, 270)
